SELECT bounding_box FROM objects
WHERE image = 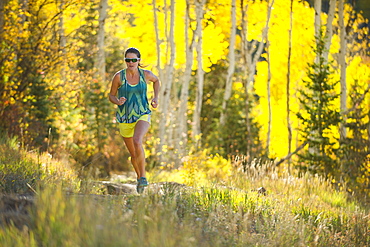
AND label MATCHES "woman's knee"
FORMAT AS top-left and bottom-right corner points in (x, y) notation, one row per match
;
(133, 137), (142, 148)
(130, 152), (137, 159)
